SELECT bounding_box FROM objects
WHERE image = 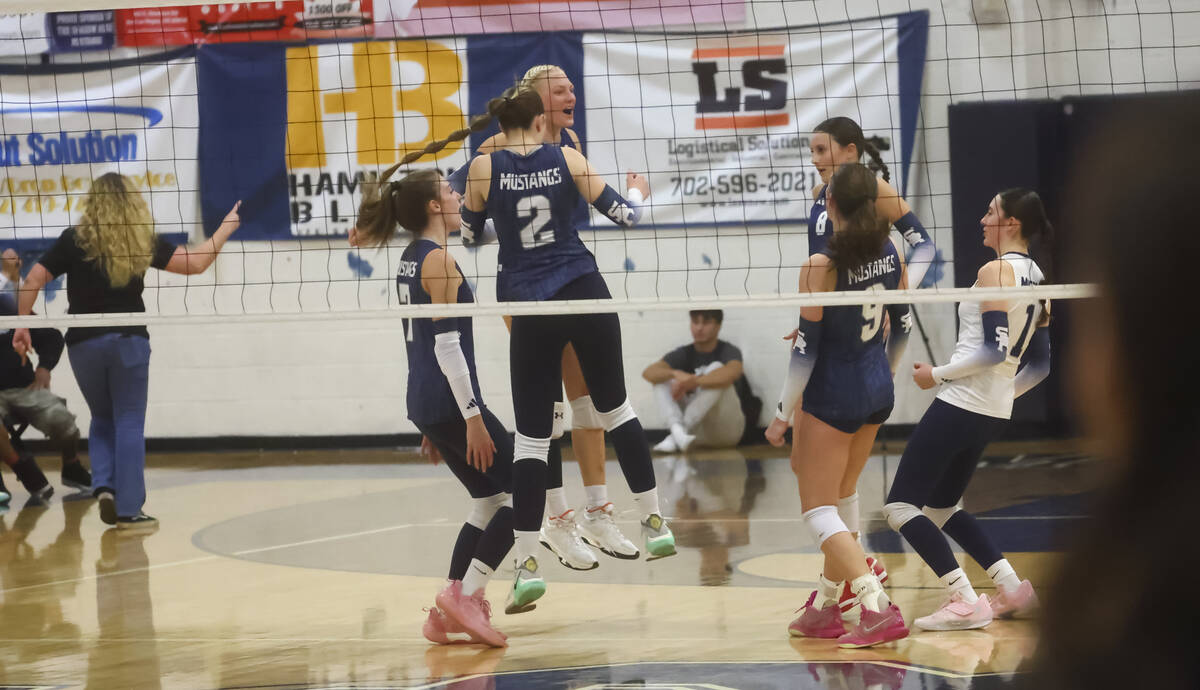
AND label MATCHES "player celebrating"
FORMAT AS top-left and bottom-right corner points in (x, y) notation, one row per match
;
(764, 162), (912, 648)
(457, 85), (674, 610)
(450, 65), (638, 569)
(883, 189), (1052, 631)
(352, 166), (522, 646)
